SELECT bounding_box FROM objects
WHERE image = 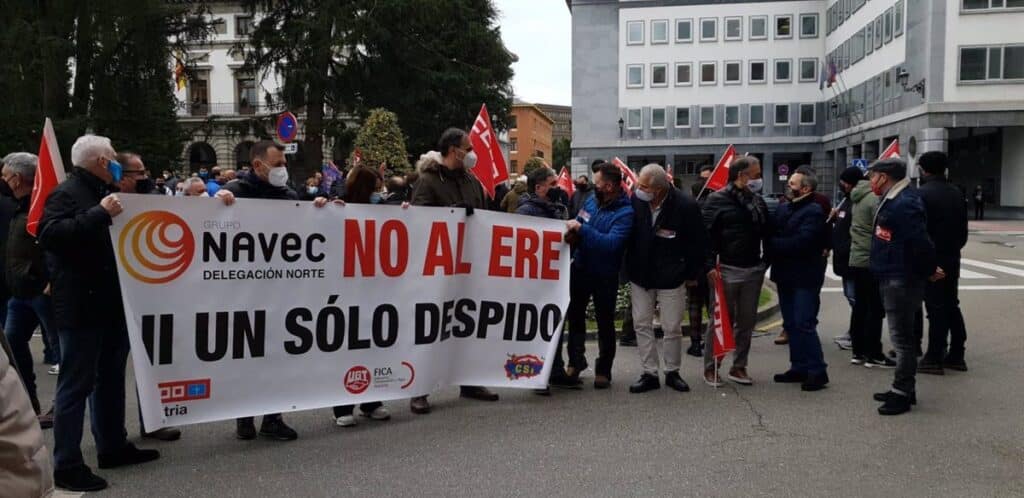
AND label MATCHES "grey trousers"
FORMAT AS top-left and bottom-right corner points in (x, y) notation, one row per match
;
(880, 278), (926, 395)
(703, 265), (765, 371)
